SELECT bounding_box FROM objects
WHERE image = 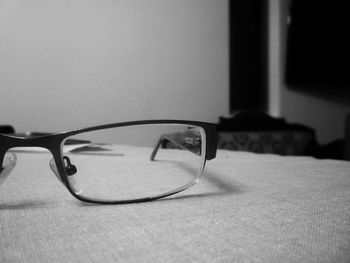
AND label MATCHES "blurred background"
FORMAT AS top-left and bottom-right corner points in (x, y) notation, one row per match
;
(0, 0), (229, 132)
(0, 0), (349, 146)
